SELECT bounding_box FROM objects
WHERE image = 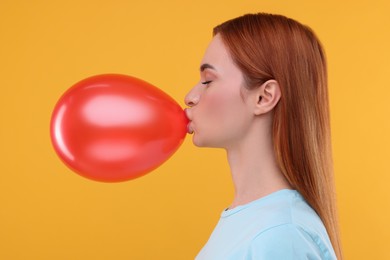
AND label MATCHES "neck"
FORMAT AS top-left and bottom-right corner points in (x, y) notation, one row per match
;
(225, 124), (292, 209)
